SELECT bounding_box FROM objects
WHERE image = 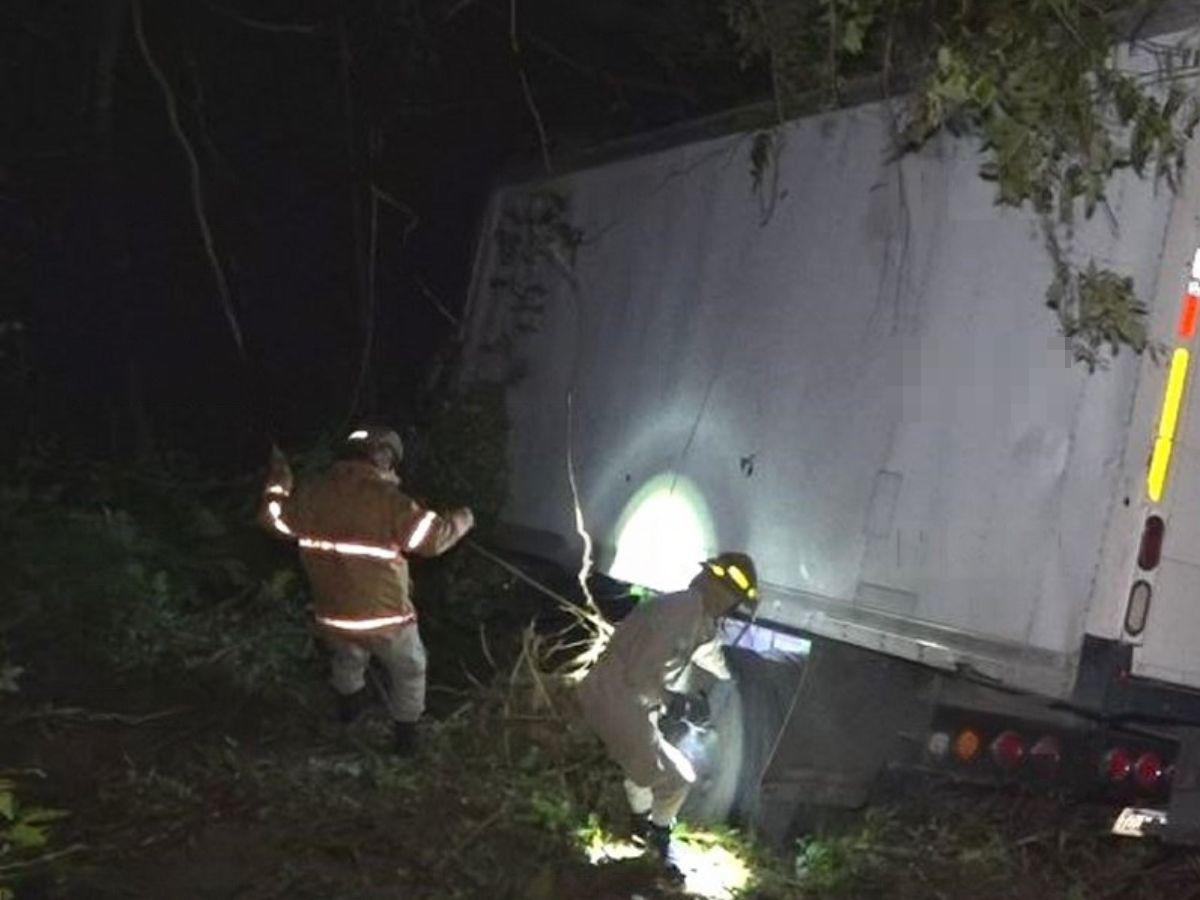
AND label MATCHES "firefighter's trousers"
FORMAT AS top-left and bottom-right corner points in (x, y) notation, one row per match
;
(580, 686), (696, 826)
(322, 623), (426, 723)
